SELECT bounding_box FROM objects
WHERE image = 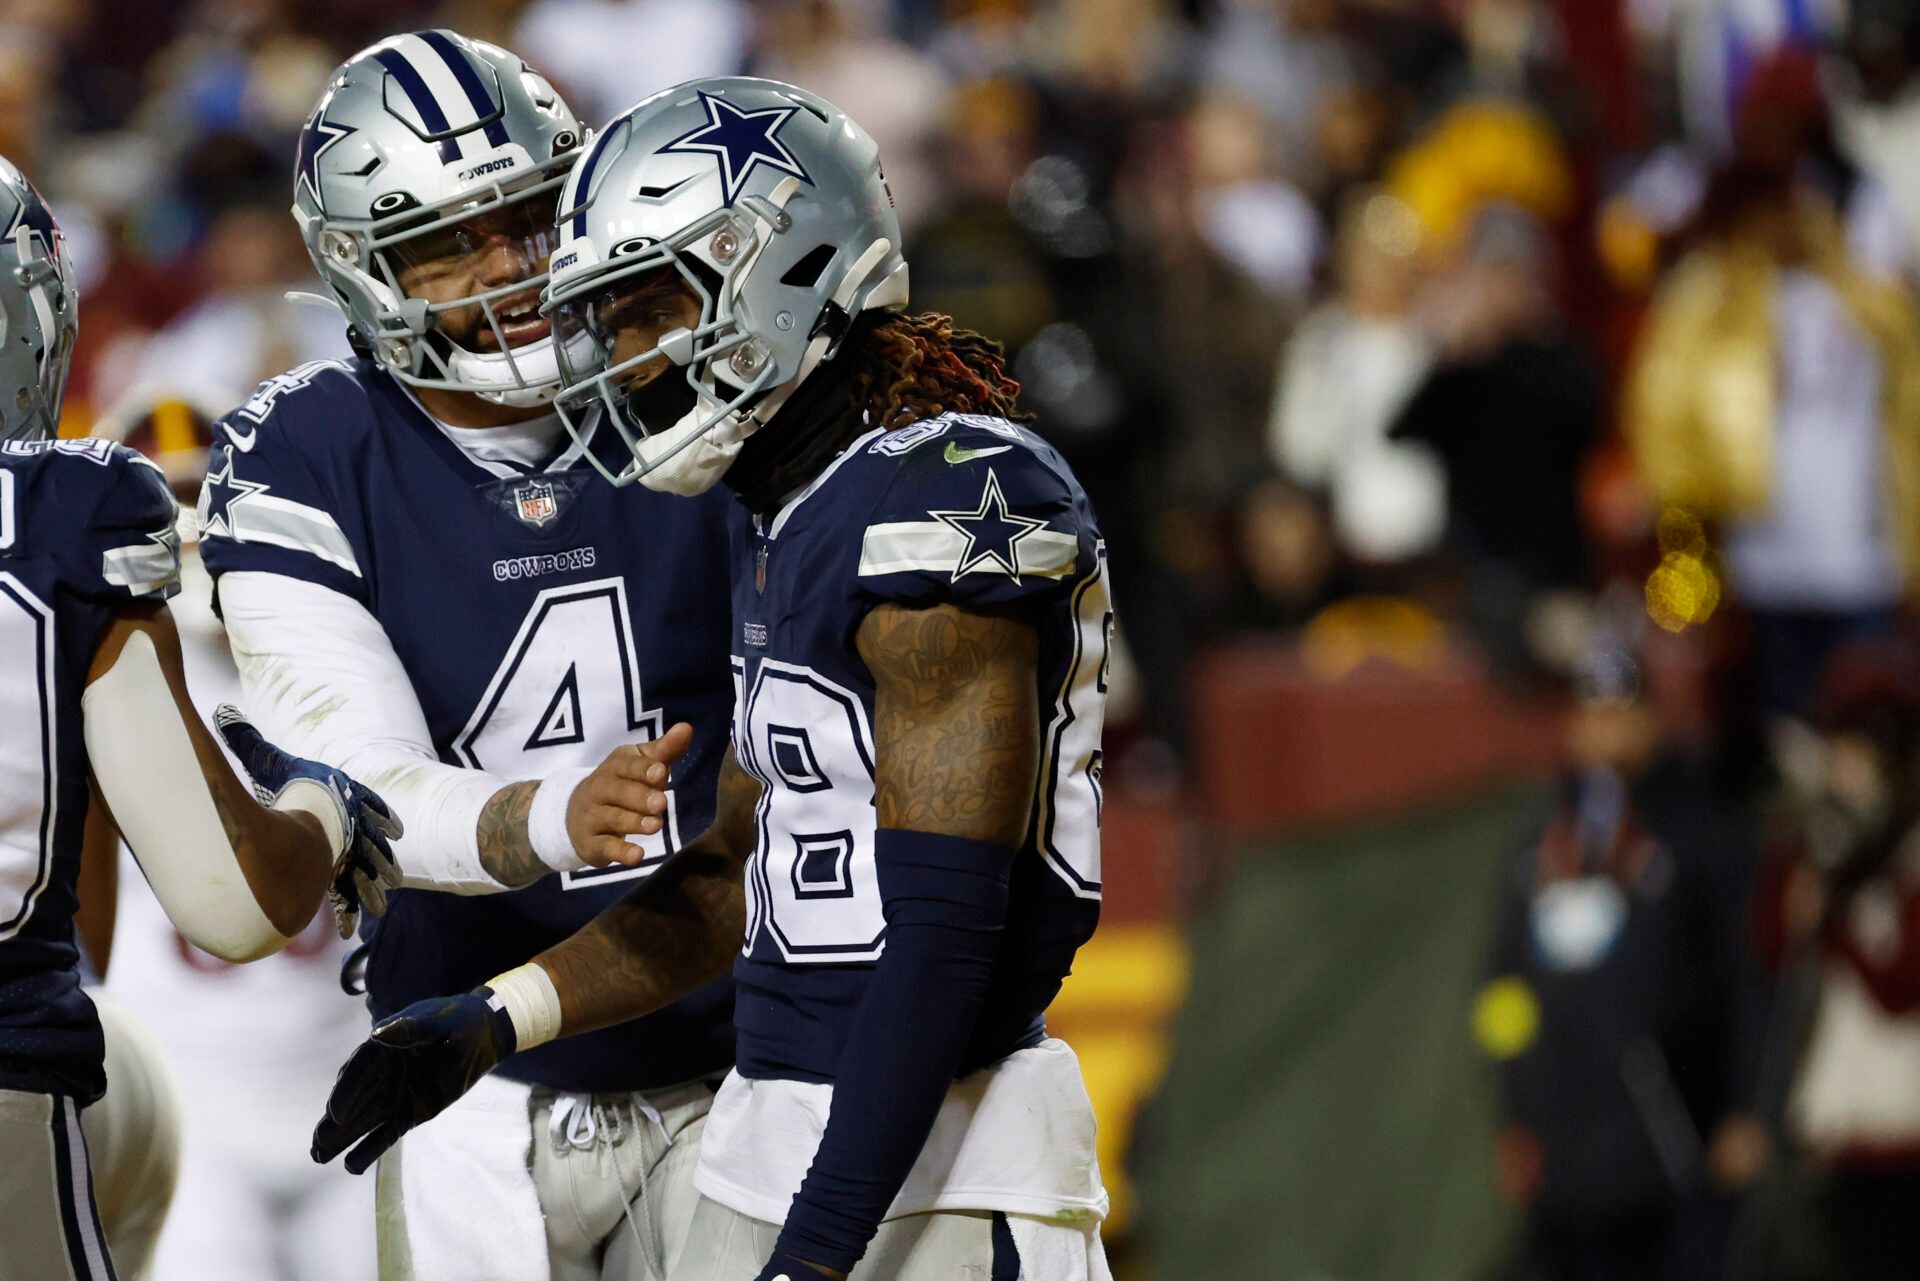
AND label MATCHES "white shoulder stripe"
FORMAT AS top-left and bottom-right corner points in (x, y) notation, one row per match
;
(101, 540), (181, 595)
(859, 521), (1078, 580)
(223, 493), (363, 578)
